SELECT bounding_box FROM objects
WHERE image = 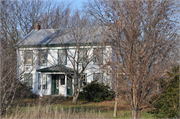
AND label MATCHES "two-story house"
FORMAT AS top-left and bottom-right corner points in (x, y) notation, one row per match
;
(16, 24), (112, 97)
